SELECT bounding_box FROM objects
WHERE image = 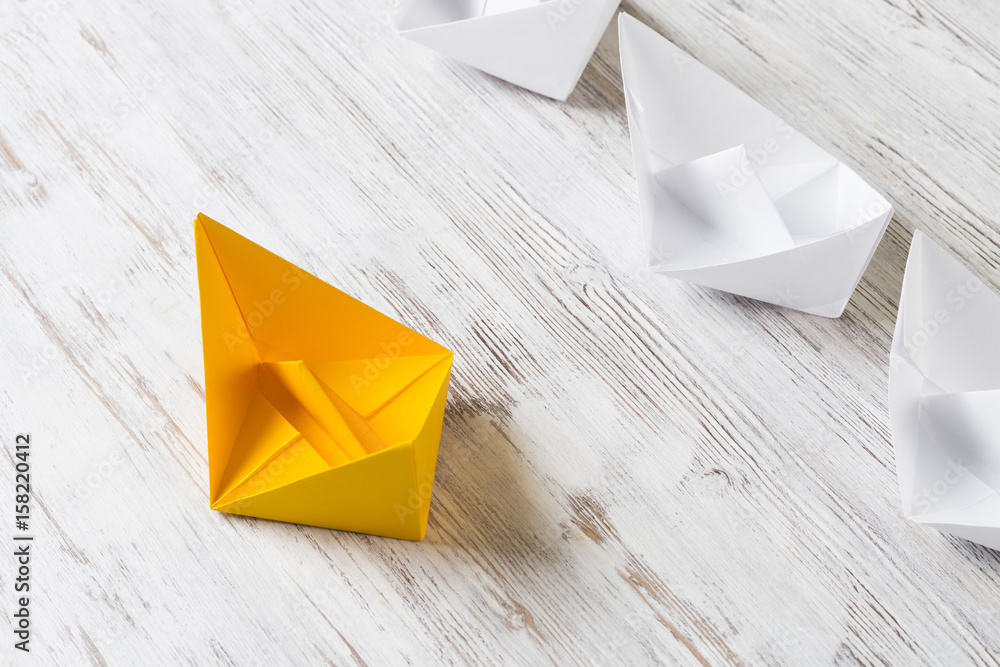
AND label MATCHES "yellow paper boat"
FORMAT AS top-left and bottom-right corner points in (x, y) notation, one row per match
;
(194, 213), (453, 540)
